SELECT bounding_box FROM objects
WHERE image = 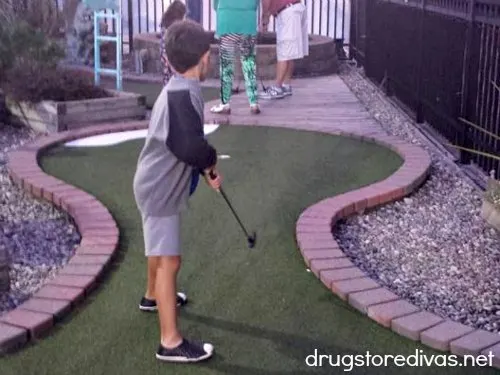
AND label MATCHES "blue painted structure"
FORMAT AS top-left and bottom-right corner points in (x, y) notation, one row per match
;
(83, 0), (123, 91)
